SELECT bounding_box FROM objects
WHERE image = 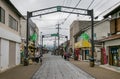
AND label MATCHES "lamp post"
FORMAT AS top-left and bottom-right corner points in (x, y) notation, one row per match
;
(56, 24), (60, 55)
